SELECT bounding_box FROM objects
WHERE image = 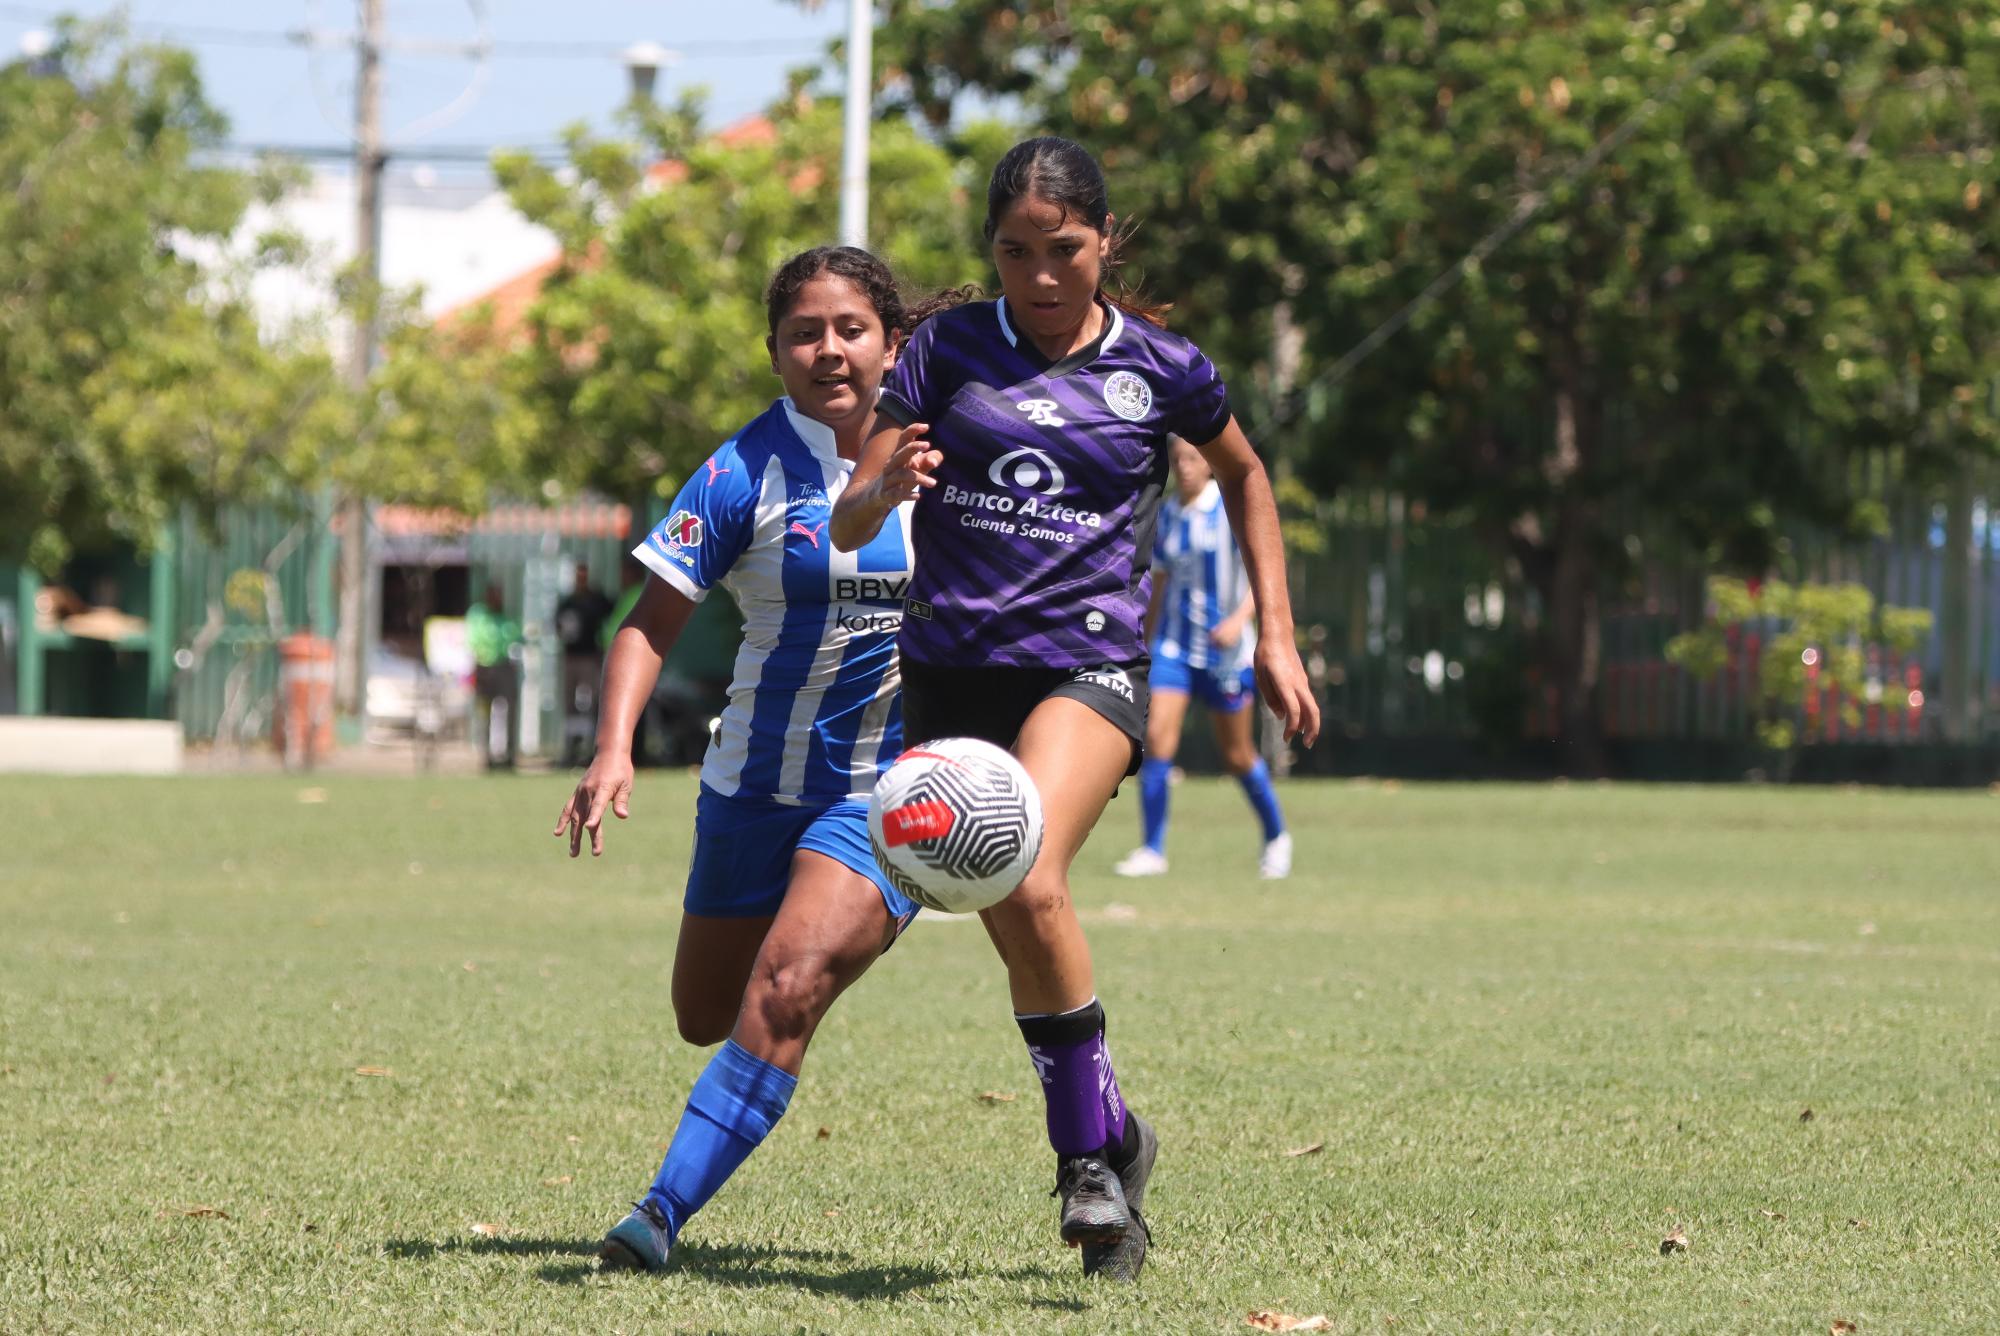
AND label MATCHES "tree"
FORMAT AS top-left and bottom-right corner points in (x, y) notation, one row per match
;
(473, 90), (988, 503)
(872, 0), (2000, 769)
(0, 22), (345, 573)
